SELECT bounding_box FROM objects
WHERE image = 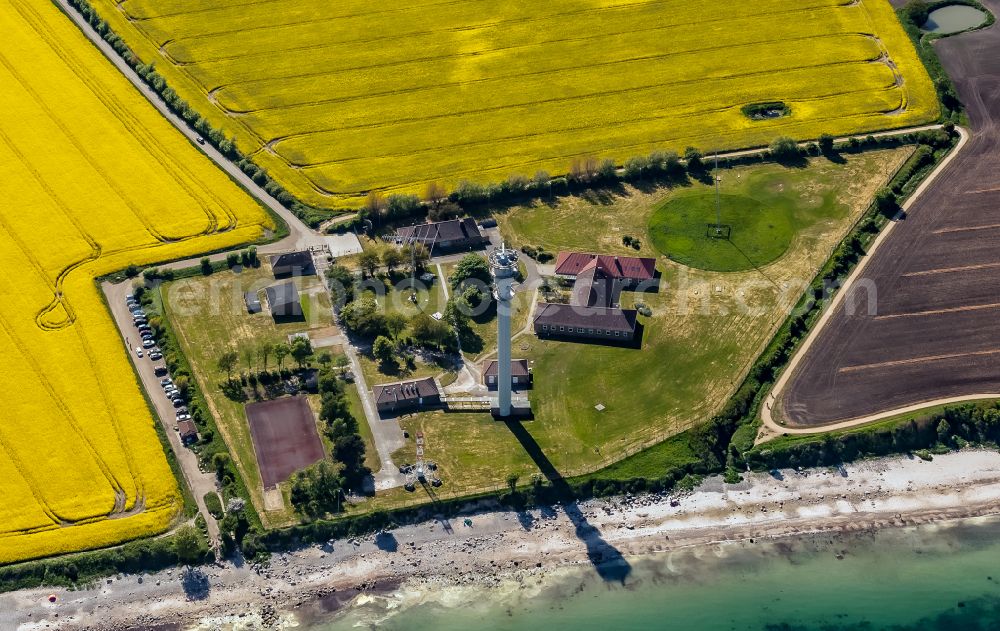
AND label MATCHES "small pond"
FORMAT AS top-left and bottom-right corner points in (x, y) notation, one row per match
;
(923, 4), (988, 34)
